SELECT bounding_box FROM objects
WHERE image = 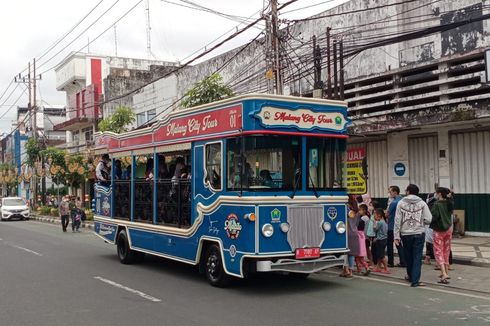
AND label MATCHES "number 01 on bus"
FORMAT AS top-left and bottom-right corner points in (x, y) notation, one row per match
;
(92, 94), (351, 287)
